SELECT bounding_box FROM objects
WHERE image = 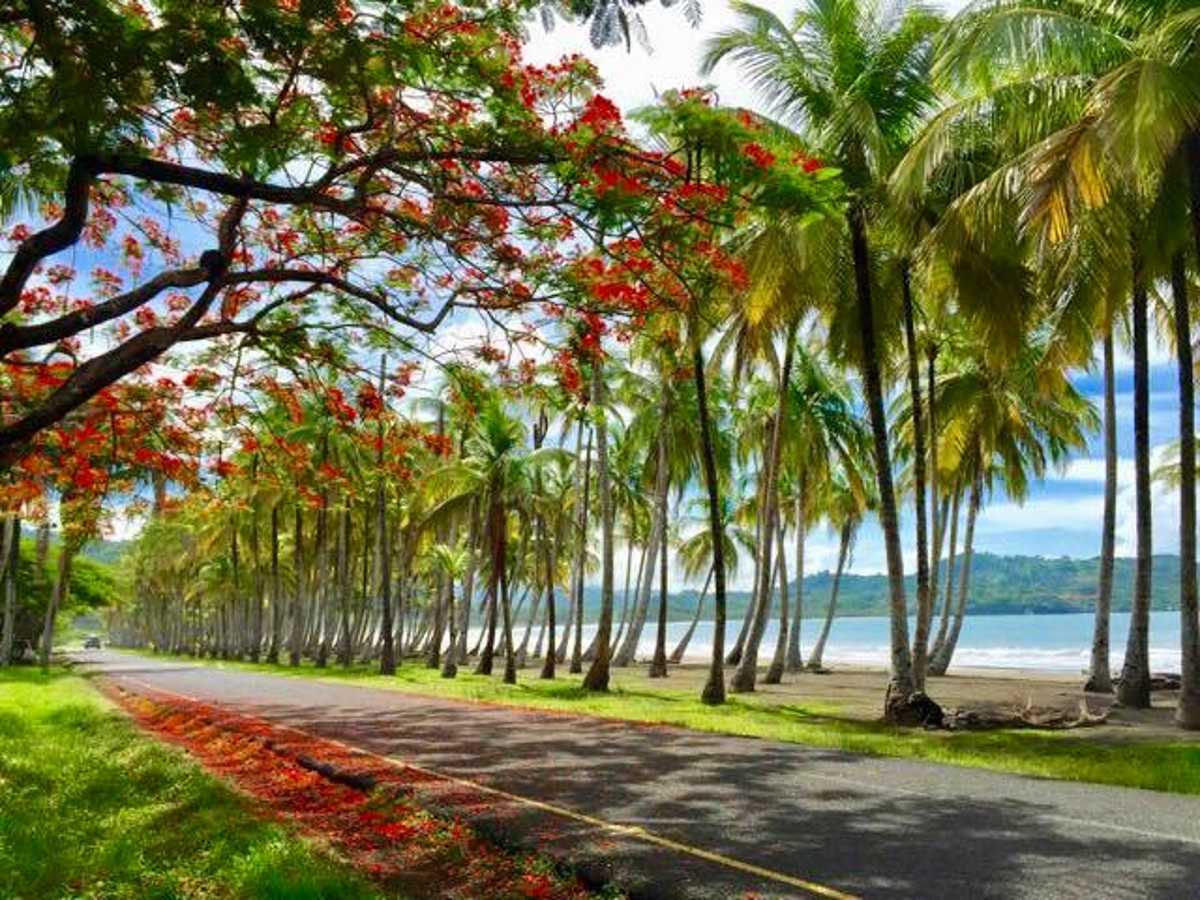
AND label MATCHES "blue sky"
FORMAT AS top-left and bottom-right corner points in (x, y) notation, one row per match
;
(526, 0), (1189, 583)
